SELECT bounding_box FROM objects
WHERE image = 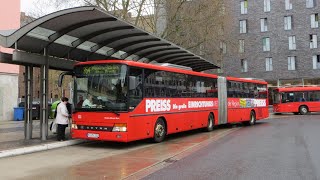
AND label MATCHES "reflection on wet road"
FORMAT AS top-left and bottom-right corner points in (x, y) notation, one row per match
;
(144, 114), (320, 180)
(1, 126), (239, 180)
